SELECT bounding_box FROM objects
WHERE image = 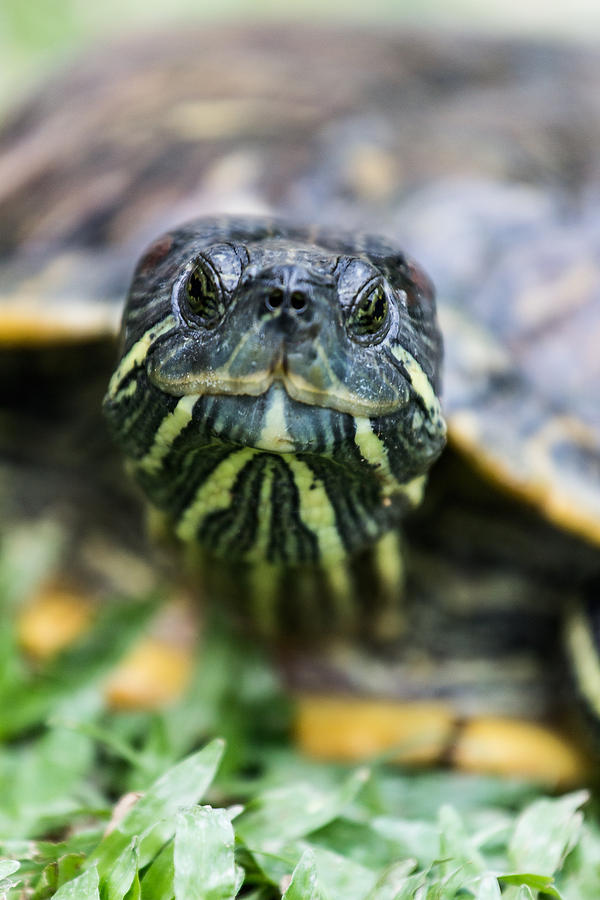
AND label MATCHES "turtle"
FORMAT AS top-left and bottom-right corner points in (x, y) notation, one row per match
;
(1, 24), (599, 785)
